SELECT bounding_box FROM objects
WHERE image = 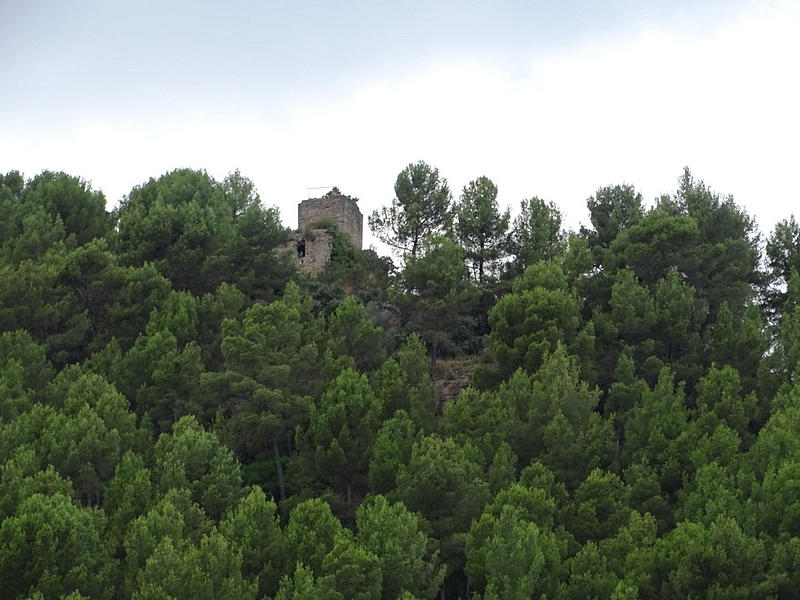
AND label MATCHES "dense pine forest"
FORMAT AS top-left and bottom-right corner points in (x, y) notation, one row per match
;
(2, 163), (800, 599)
